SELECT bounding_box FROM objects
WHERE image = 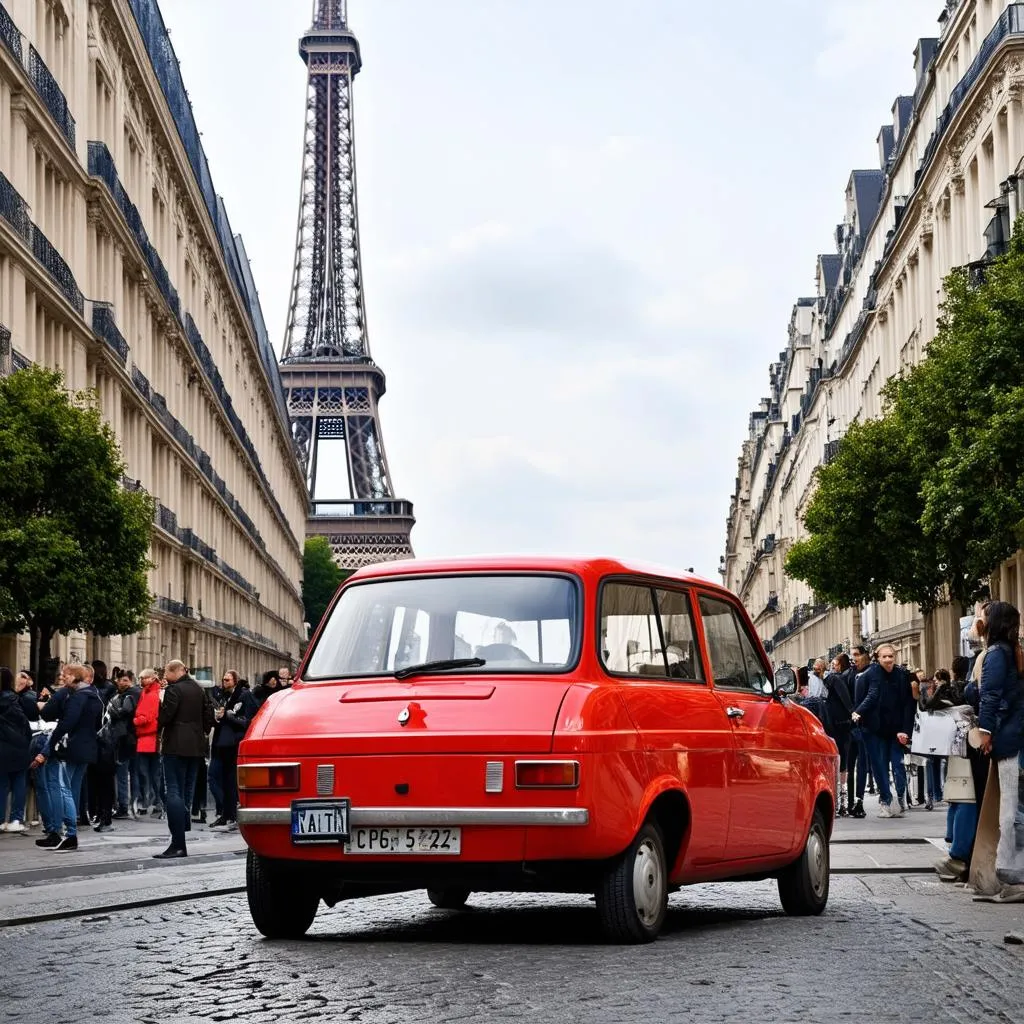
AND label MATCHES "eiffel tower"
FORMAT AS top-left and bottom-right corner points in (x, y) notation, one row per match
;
(279, 0), (415, 569)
